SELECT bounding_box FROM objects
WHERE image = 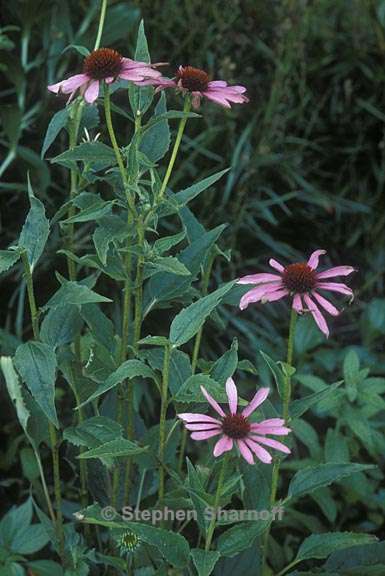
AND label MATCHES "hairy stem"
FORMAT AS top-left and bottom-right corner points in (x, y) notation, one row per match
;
(158, 96), (191, 201)
(205, 454), (228, 551)
(261, 308), (297, 574)
(21, 251), (65, 561)
(158, 342), (171, 507)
